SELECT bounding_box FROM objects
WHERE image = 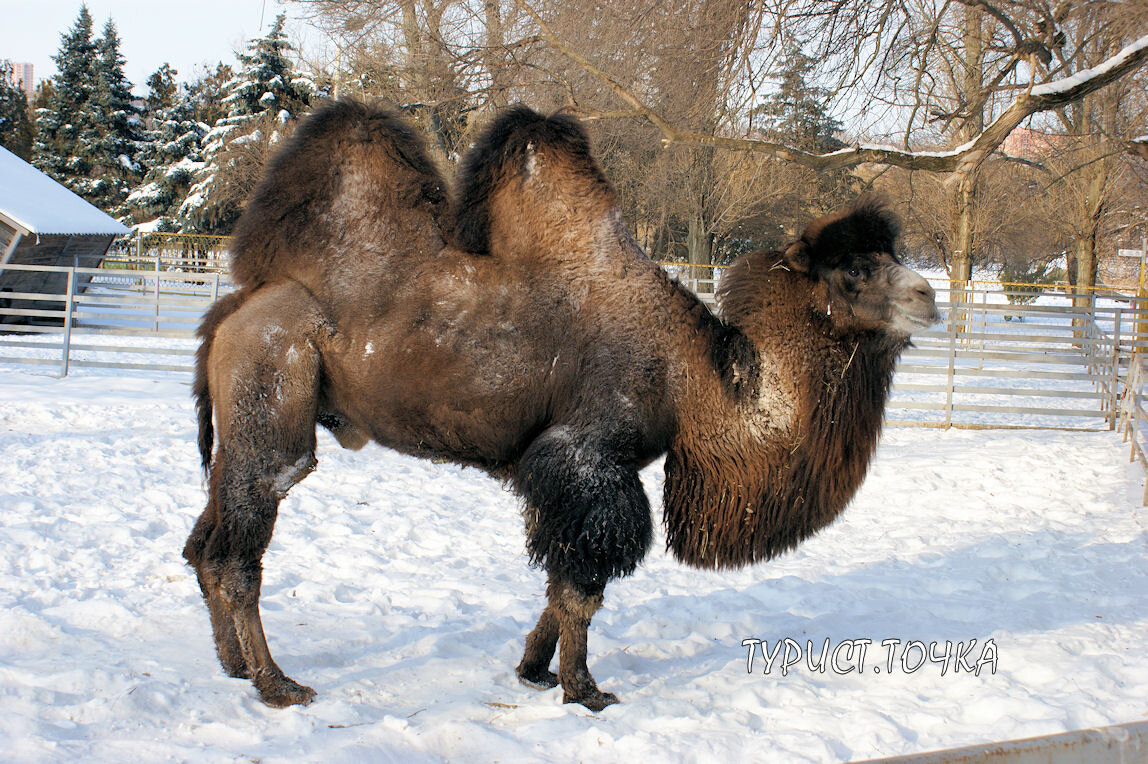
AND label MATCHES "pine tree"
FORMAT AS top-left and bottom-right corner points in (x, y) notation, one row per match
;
(755, 44), (845, 153)
(33, 4), (100, 186)
(179, 15), (315, 234)
(221, 14), (313, 120)
(88, 19), (143, 214)
(124, 86), (207, 230)
(0, 61), (33, 160)
(146, 63), (178, 112)
(754, 43), (857, 219)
